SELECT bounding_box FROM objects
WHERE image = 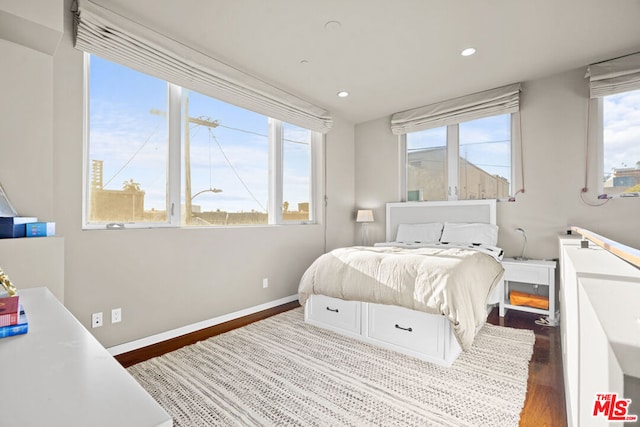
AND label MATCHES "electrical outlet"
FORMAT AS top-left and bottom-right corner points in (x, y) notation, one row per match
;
(111, 308), (122, 324)
(263, 278), (269, 288)
(92, 312), (103, 328)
